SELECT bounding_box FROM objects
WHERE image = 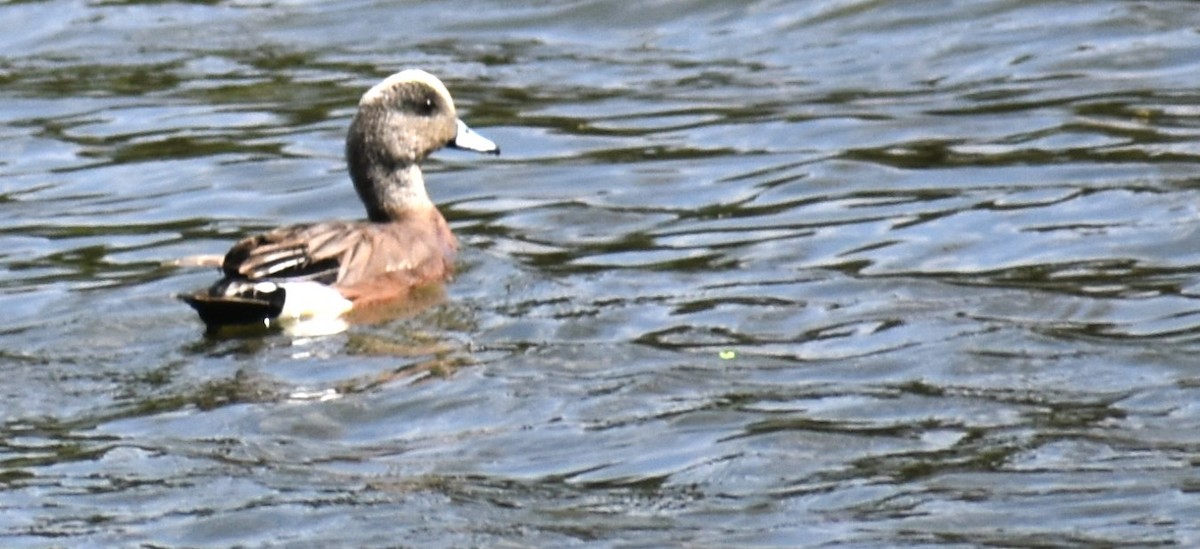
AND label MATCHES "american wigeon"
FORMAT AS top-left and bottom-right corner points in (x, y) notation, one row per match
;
(181, 69), (499, 329)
